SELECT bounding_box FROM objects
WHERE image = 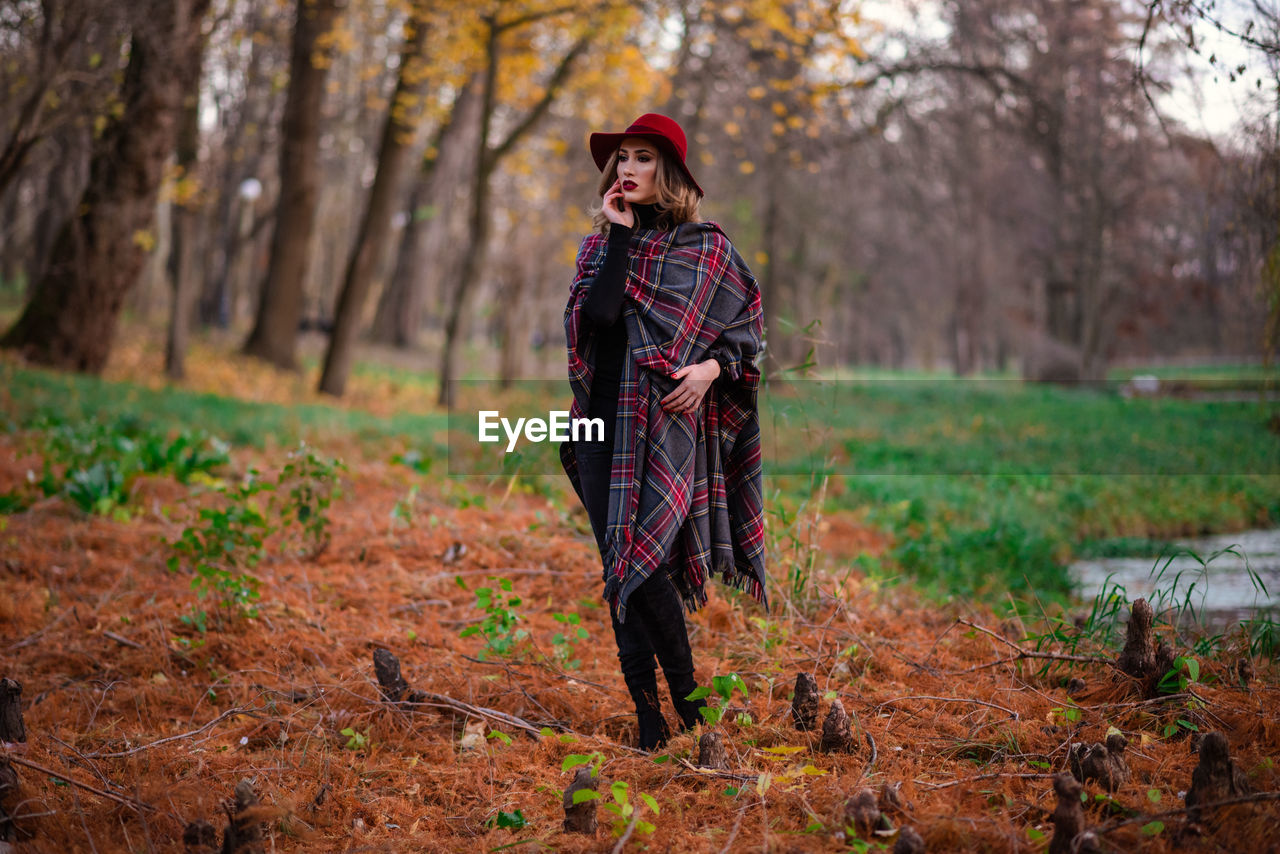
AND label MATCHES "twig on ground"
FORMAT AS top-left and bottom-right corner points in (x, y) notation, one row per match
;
(1095, 791), (1280, 833)
(102, 631), (142, 650)
(917, 772), (1056, 791)
(82, 707), (256, 758)
(1, 754), (156, 814)
(951, 619), (1114, 674)
(674, 756), (759, 783)
(611, 811), (641, 854)
(397, 692), (551, 737)
(460, 655), (622, 694)
(874, 695), (1020, 720)
(718, 802), (750, 854)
